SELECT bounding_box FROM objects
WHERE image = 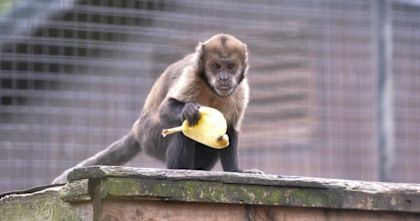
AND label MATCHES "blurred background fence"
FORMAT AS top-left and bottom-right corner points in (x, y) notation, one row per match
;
(1, 0), (420, 192)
